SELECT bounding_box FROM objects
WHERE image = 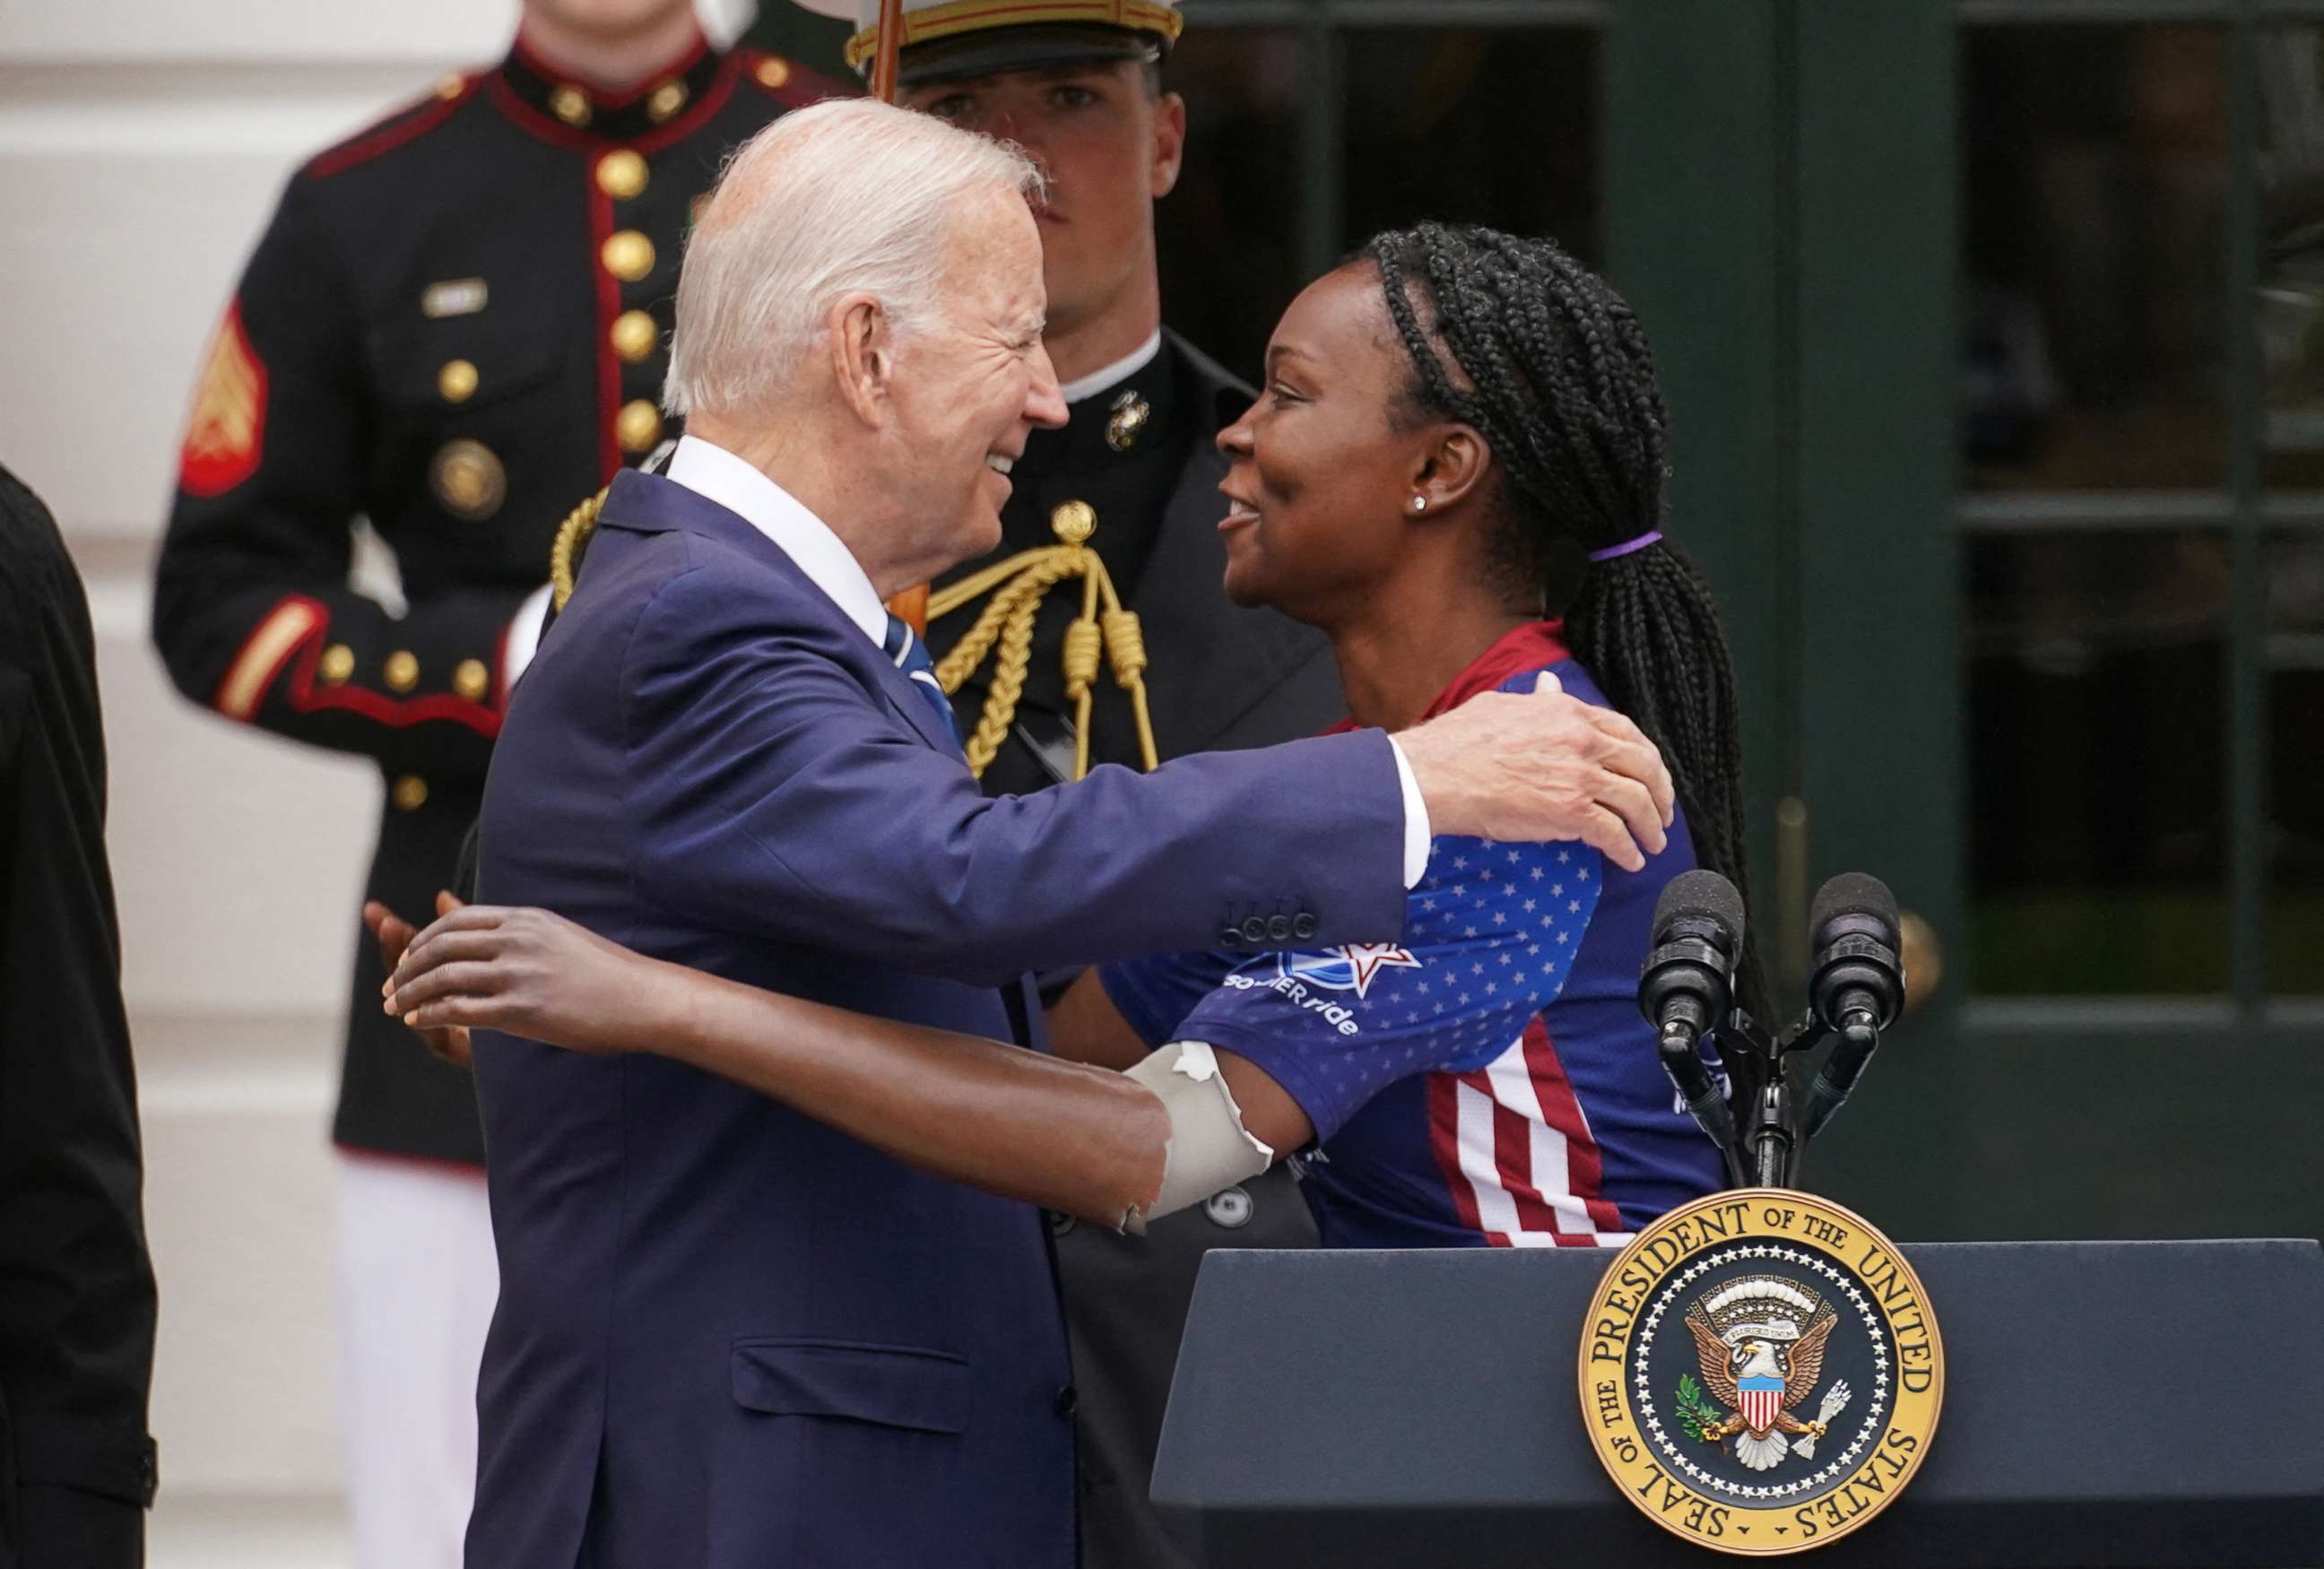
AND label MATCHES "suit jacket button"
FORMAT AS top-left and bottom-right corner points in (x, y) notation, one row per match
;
(1240, 915), (1268, 945)
(1204, 1186), (1253, 1228)
(1266, 914), (1292, 942)
(1046, 1209), (1075, 1237)
(1054, 1383), (1078, 1417)
(1292, 912), (1318, 941)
